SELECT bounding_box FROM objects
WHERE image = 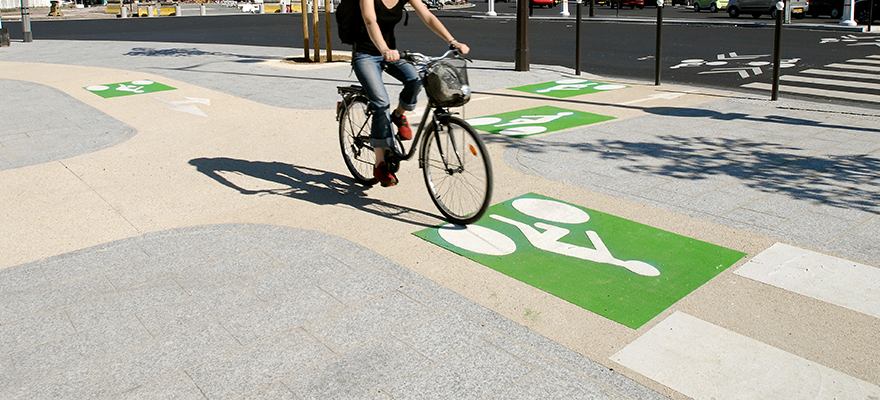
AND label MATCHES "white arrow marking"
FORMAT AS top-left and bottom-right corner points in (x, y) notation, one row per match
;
(619, 91), (691, 105)
(716, 52), (770, 61)
(699, 67), (763, 79)
(155, 97), (211, 117)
